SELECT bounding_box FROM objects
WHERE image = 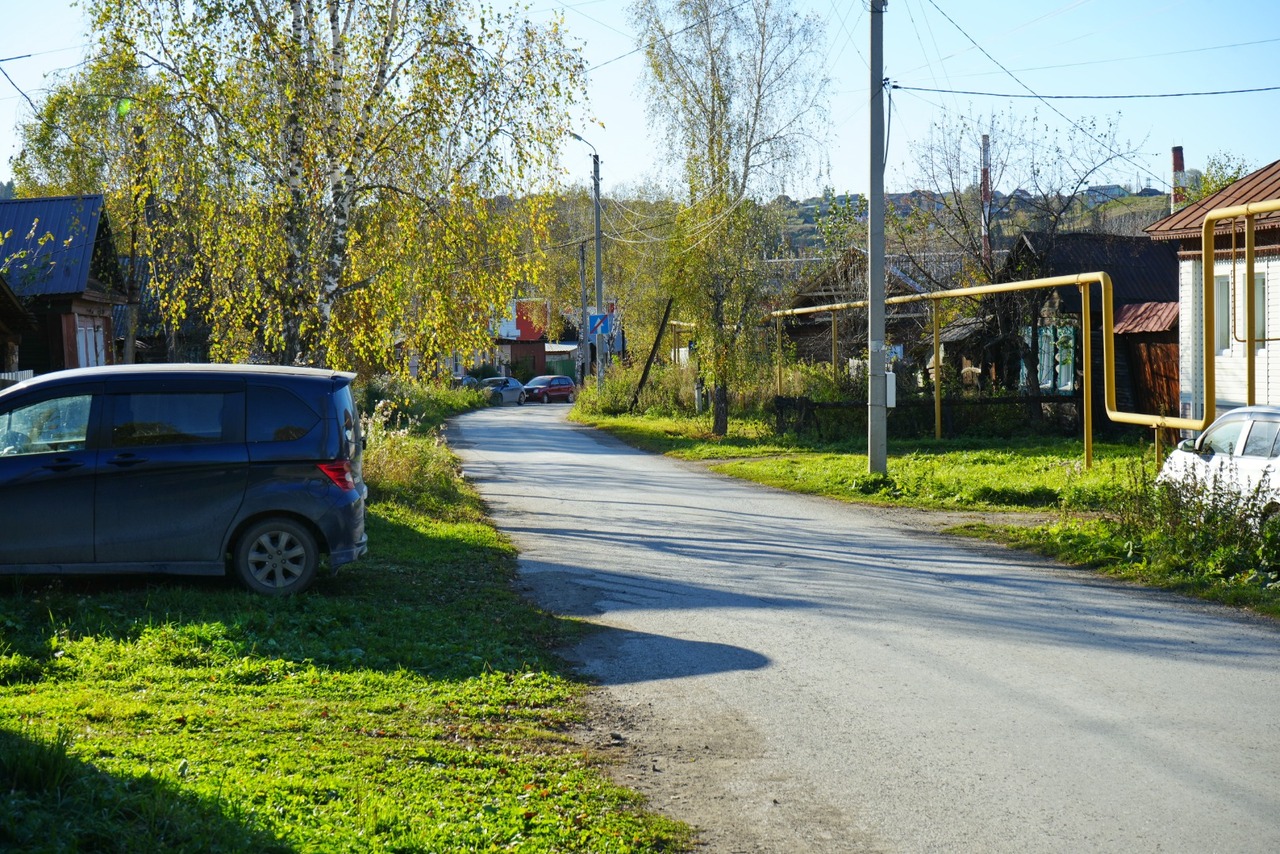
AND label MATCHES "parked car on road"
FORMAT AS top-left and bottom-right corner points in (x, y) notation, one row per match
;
(522, 375), (577, 404)
(483, 376), (525, 405)
(1159, 405), (1280, 514)
(452, 374), (481, 390)
(0, 364), (368, 595)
